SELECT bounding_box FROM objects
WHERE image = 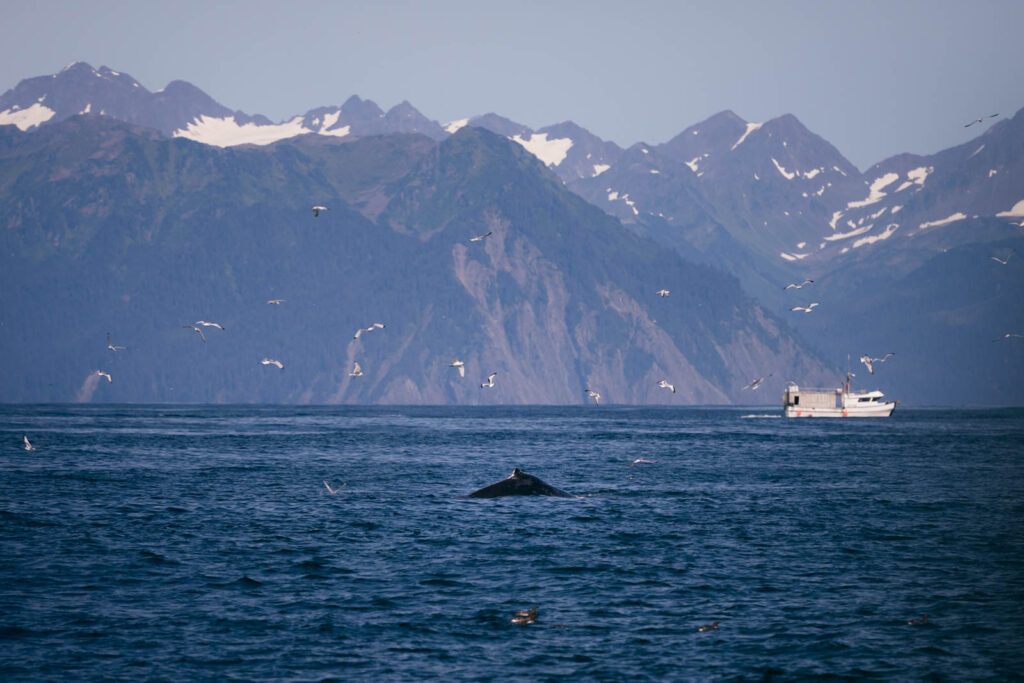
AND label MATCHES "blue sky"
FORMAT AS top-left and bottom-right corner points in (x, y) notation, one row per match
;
(2, 0), (1021, 168)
